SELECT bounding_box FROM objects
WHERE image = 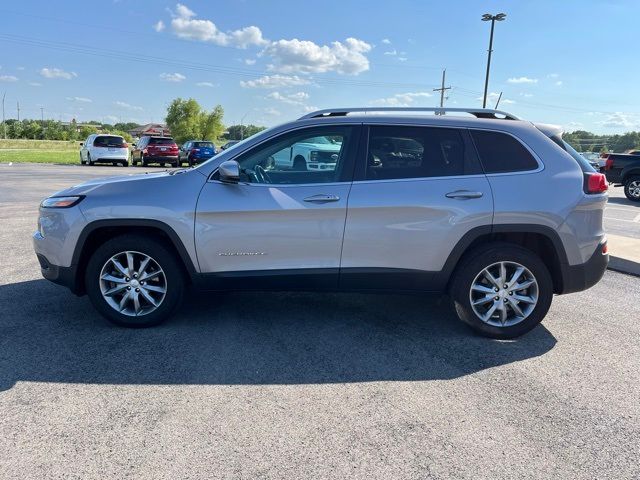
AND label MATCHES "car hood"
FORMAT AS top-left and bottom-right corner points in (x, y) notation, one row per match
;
(51, 170), (186, 196)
